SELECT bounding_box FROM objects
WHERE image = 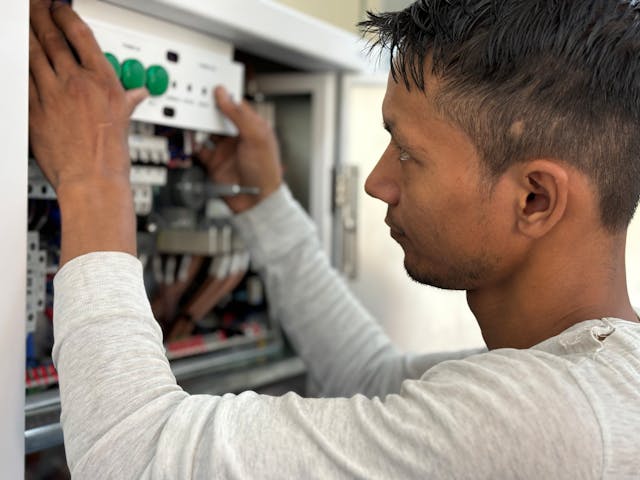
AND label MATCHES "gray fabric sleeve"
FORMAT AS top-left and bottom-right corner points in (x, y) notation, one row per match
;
(52, 253), (601, 479)
(231, 185), (482, 398)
